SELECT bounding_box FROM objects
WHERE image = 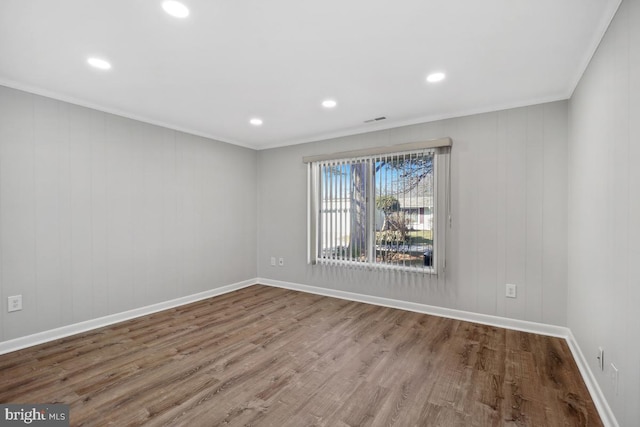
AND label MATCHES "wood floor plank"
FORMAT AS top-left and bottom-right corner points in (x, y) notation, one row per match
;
(0, 285), (602, 426)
